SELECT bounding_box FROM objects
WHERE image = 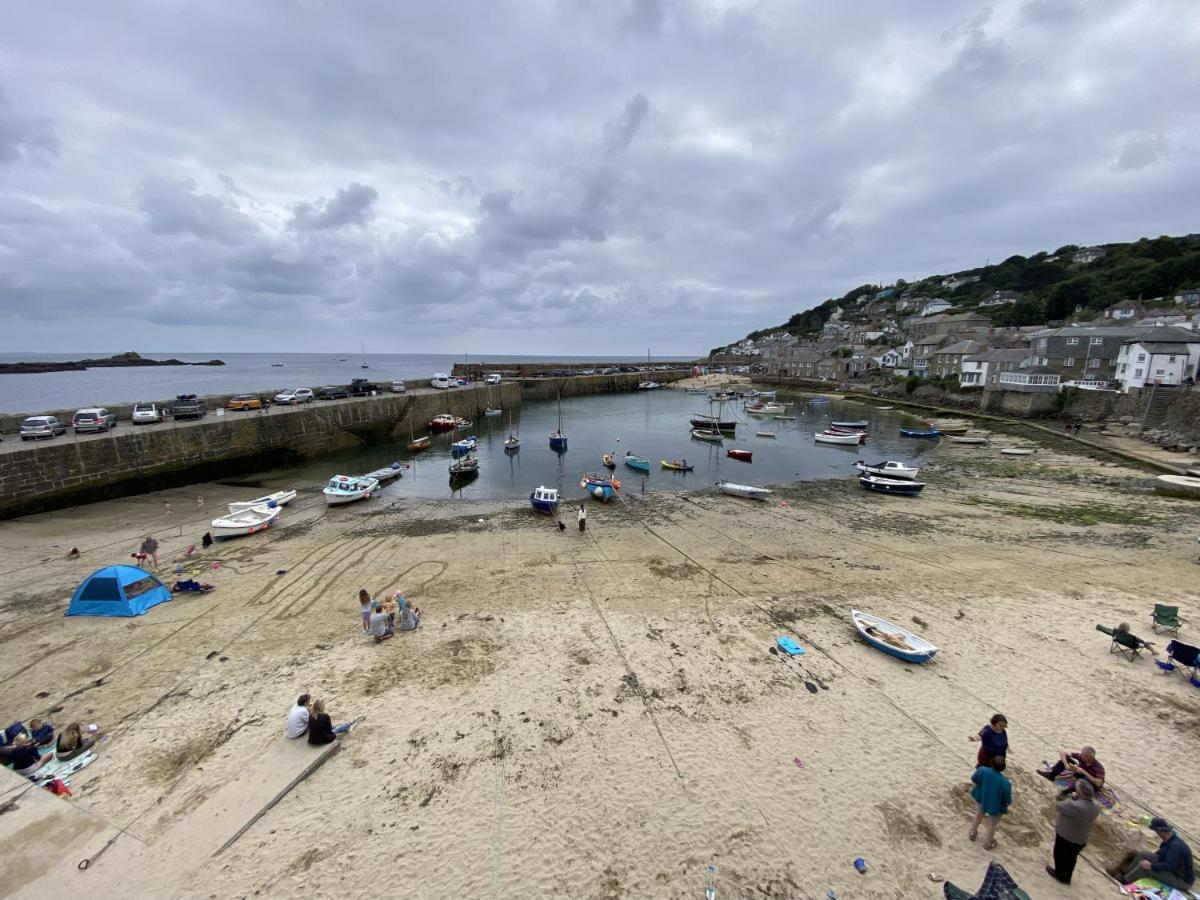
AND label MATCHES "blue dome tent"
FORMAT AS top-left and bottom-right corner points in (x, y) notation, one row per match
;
(66, 565), (173, 617)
